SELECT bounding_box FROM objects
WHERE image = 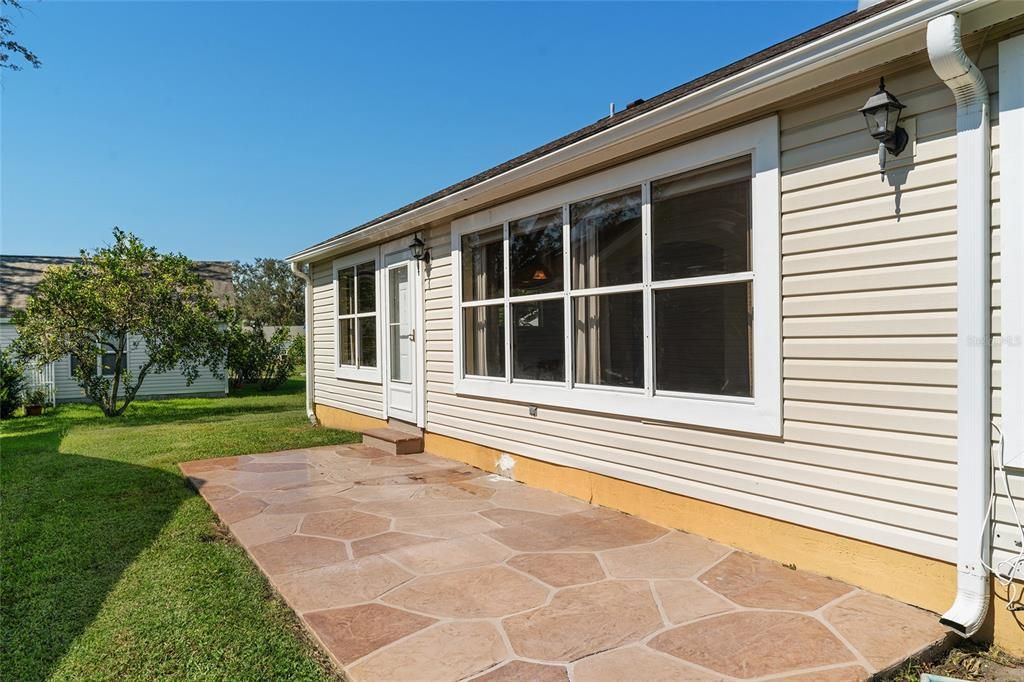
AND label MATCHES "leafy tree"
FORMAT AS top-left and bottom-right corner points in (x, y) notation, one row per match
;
(1, 0), (41, 71)
(0, 349), (26, 418)
(11, 228), (226, 416)
(231, 258), (304, 326)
